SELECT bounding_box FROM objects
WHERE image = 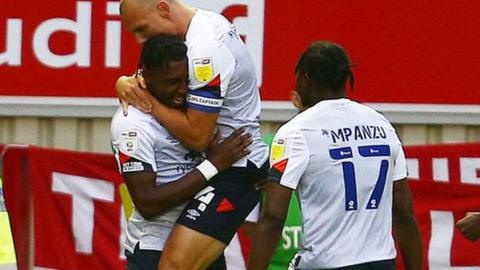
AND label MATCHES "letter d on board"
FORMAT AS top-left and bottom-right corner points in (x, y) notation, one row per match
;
(33, 1), (92, 68)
